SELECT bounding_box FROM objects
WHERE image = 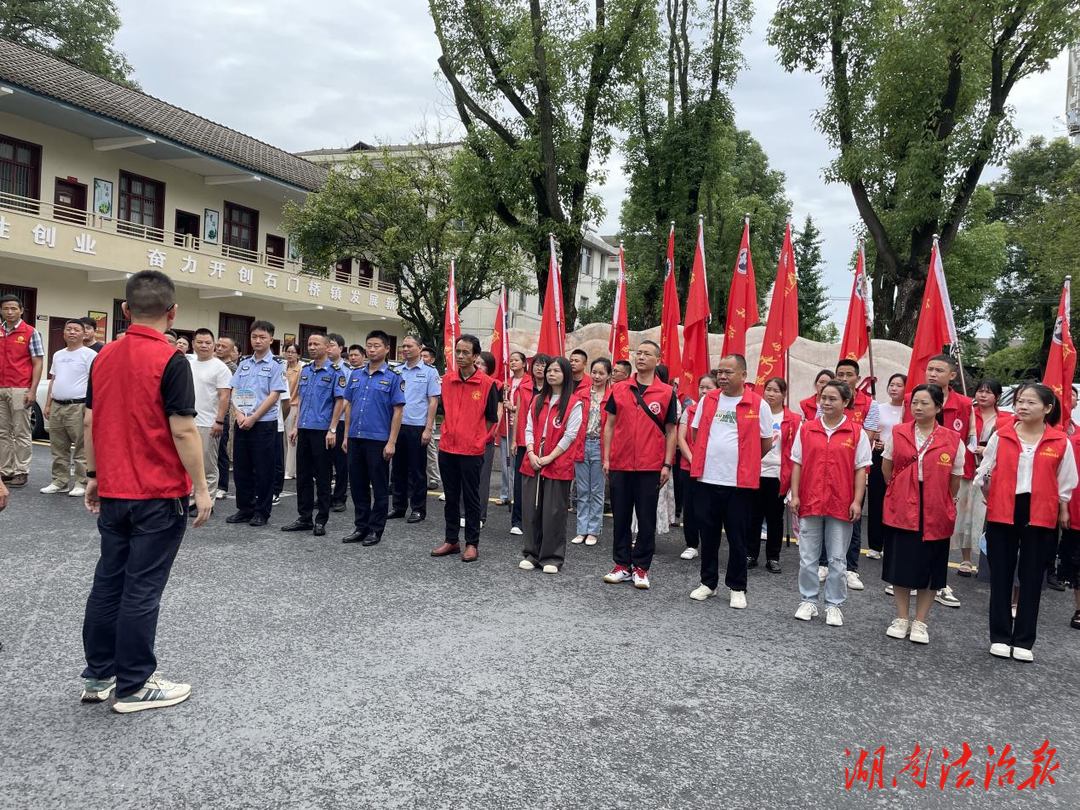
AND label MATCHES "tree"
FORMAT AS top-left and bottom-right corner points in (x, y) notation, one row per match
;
(792, 214), (830, 341)
(0, 0), (137, 86)
(768, 1), (1080, 343)
(282, 143), (528, 360)
(428, 0), (655, 330)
